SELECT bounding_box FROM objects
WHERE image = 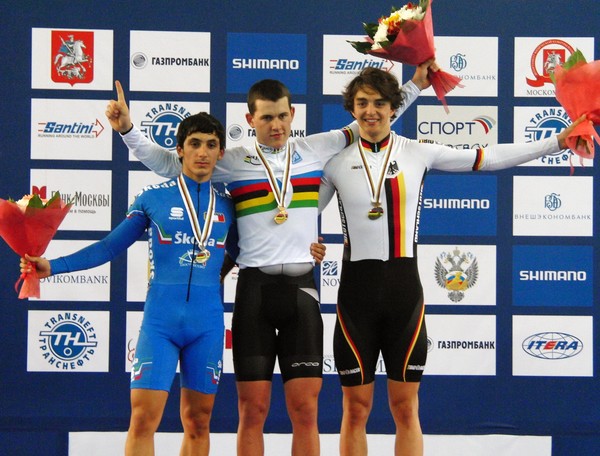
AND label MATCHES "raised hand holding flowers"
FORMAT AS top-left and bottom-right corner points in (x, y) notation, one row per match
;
(349, 0), (463, 113)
